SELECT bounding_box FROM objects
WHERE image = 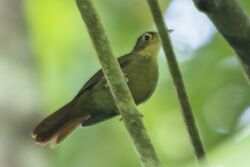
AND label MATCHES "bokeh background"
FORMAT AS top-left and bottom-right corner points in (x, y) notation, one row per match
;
(1, 0), (250, 167)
